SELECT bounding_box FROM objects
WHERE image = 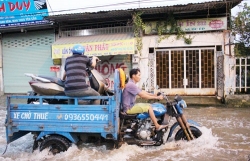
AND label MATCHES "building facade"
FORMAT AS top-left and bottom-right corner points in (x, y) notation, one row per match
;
(47, 0), (240, 99)
(0, 0), (242, 101)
